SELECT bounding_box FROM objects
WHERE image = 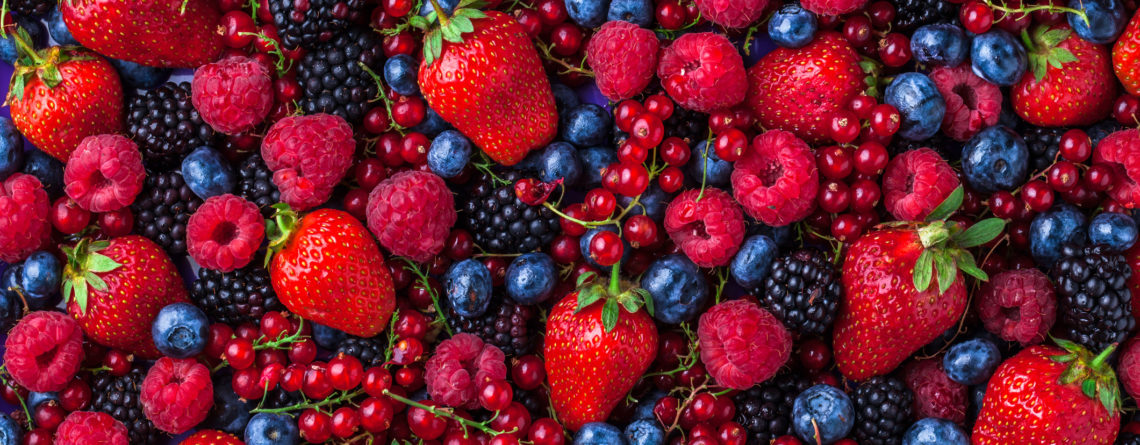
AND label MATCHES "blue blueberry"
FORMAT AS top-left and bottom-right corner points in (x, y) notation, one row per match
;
(383, 54), (420, 96)
(640, 254), (709, 324)
(310, 322), (347, 350)
(883, 72), (946, 141)
(624, 419), (665, 445)
(1088, 120), (1124, 147)
(551, 82), (582, 118)
(506, 253), (557, 305)
(21, 148), (64, 199)
(108, 58), (173, 91)
(751, 223), (794, 248)
(607, 0), (653, 26)
(688, 140), (733, 187)
(903, 418), (969, 445)
(244, 413), (299, 445)
(633, 390), (667, 421)
(428, 130), (472, 178)
(204, 370), (254, 435)
(0, 19), (46, 65)
(420, 0), (459, 16)
(567, 0), (611, 28)
(580, 146), (618, 187)
(46, 7), (78, 46)
(768, 3), (817, 49)
(444, 259), (493, 318)
(971, 30), (1027, 86)
(182, 146), (235, 200)
(1088, 212), (1138, 252)
(575, 422), (626, 445)
(563, 104), (613, 148)
(26, 391), (57, 411)
(618, 183), (671, 222)
(20, 251), (60, 300)
(1068, 0), (1127, 44)
(731, 235), (779, 289)
(536, 142), (583, 184)
(792, 385), (855, 445)
(581, 226), (630, 268)
(151, 302), (210, 359)
(910, 24), (969, 68)
(412, 106), (453, 137)
(0, 282), (20, 331)
(943, 338), (1001, 386)
(0, 118), (25, 182)
(4, 262), (56, 311)
(961, 126), (1028, 194)
(0, 414), (21, 445)
(1030, 203), (1088, 268)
